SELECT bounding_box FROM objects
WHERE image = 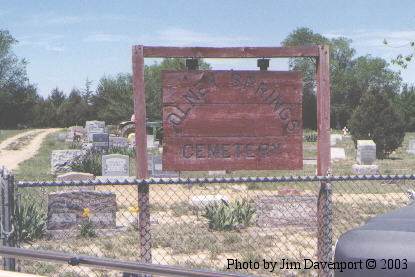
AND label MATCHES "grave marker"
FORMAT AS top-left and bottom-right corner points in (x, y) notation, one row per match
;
(356, 140), (376, 165)
(102, 154), (129, 176)
(47, 190), (116, 230)
(407, 139), (415, 155)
